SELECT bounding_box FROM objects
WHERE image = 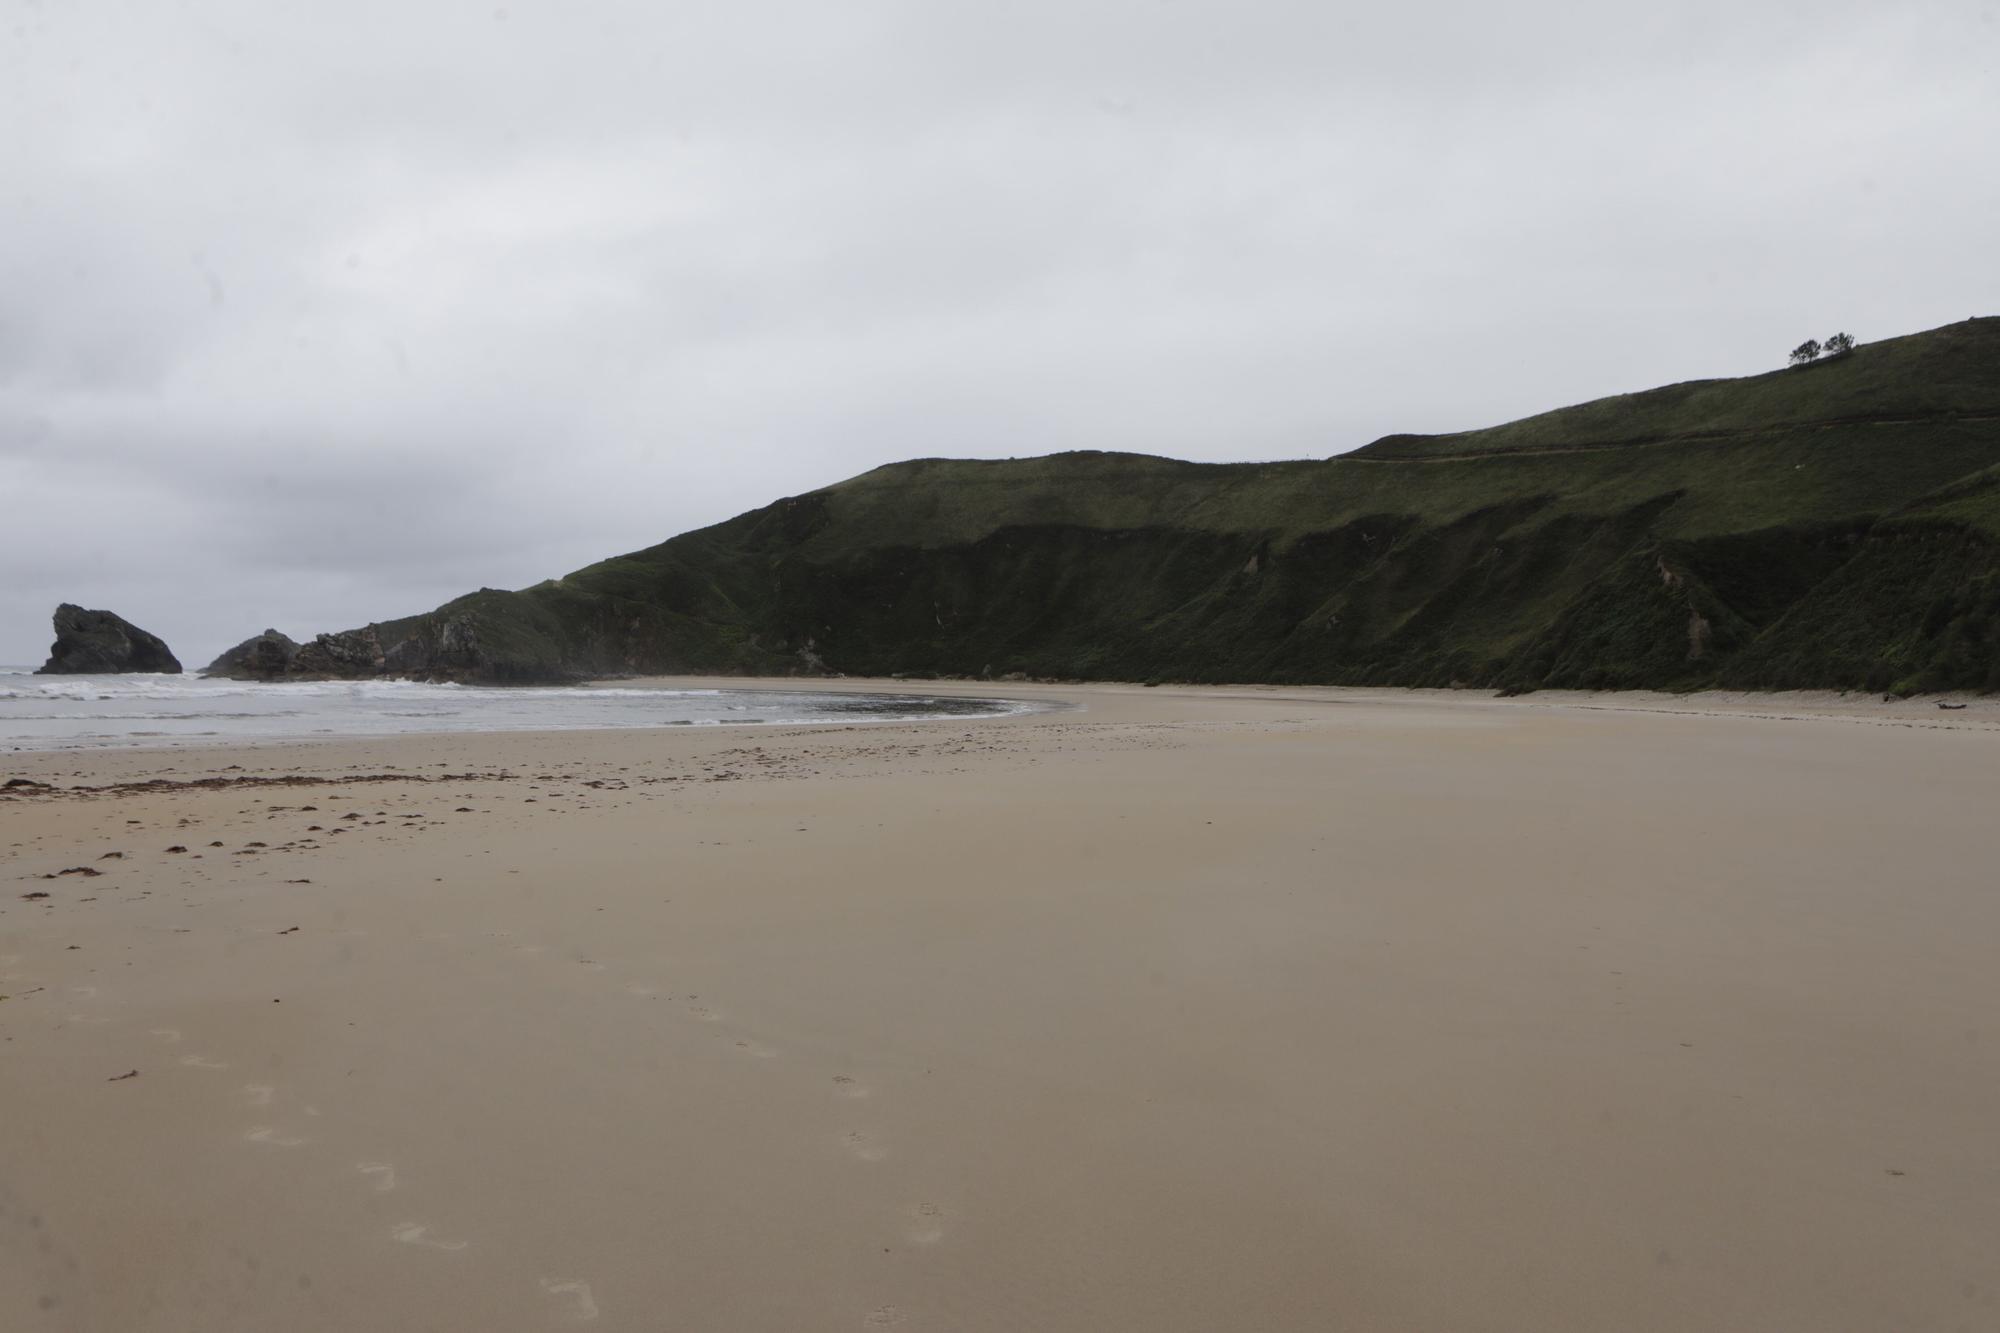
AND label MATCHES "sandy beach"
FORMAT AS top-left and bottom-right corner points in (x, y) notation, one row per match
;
(4, 680), (1997, 1332)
